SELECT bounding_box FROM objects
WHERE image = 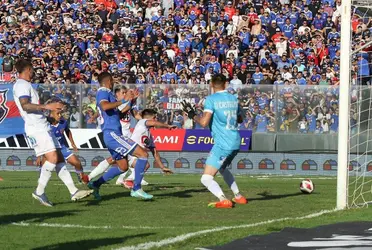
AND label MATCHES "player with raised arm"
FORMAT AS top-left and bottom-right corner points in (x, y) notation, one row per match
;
(114, 86), (146, 186)
(13, 59), (92, 207)
(87, 72), (153, 200)
(123, 109), (174, 189)
(37, 98), (89, 184)
(86, 86), (149, 186)
(182, 74), (248, 208)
